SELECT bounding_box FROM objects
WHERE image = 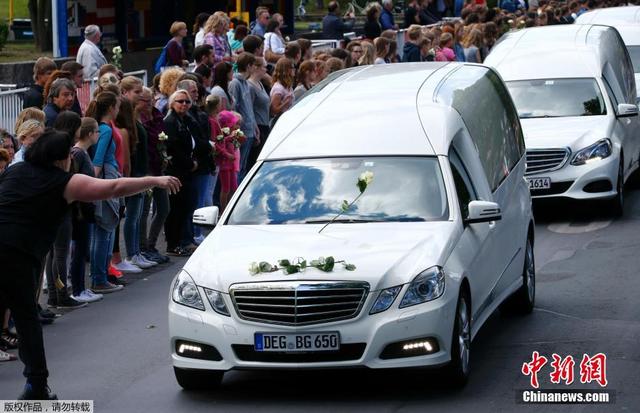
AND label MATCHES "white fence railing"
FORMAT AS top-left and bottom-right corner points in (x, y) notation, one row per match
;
(0, 70), (147, 136)
(0, 87), (30, 135)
